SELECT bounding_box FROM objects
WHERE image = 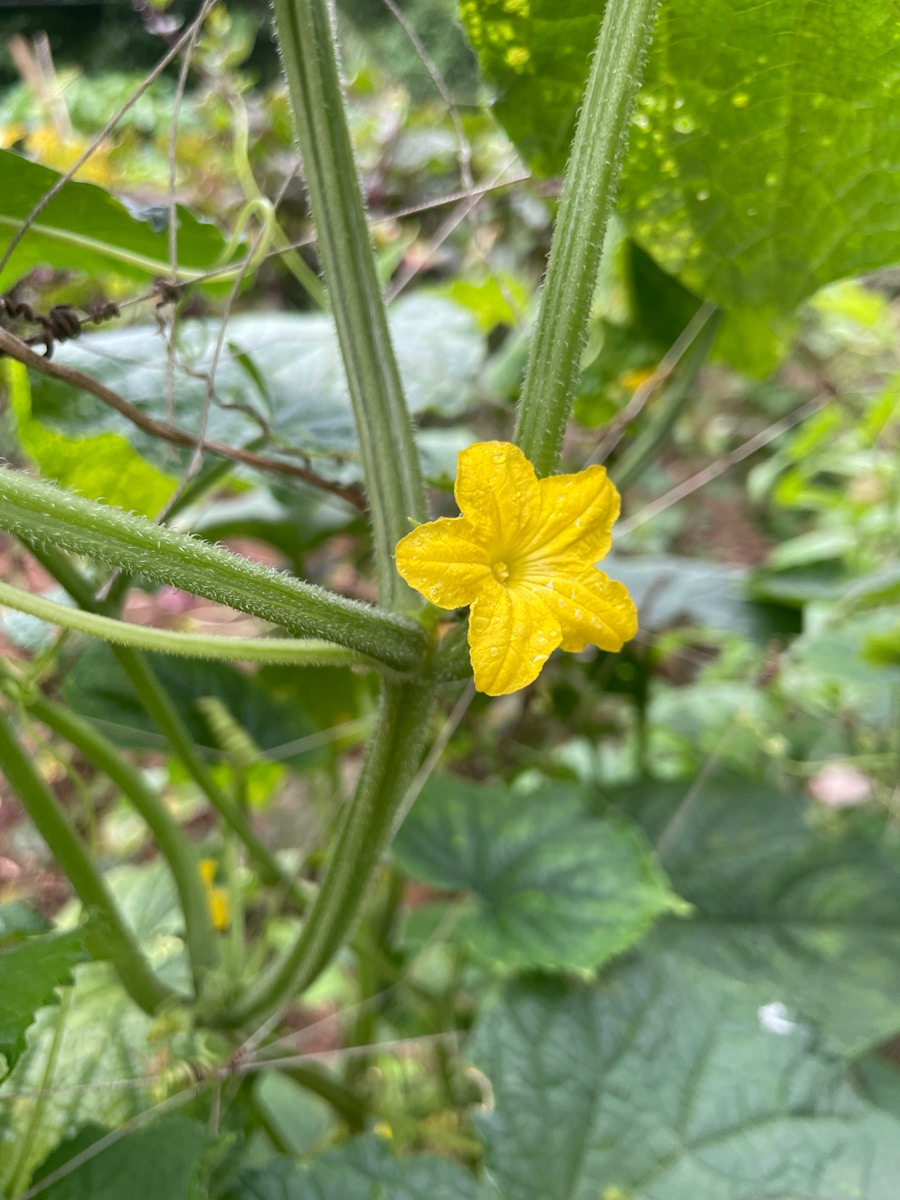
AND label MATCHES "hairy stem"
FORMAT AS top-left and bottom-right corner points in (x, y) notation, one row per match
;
(0, 578), (382, 671)
(272, 0), (426, 604)
(217, 679), (435, 1028)
(515, 0), (660, 475)
(0, 467), (426, 672)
